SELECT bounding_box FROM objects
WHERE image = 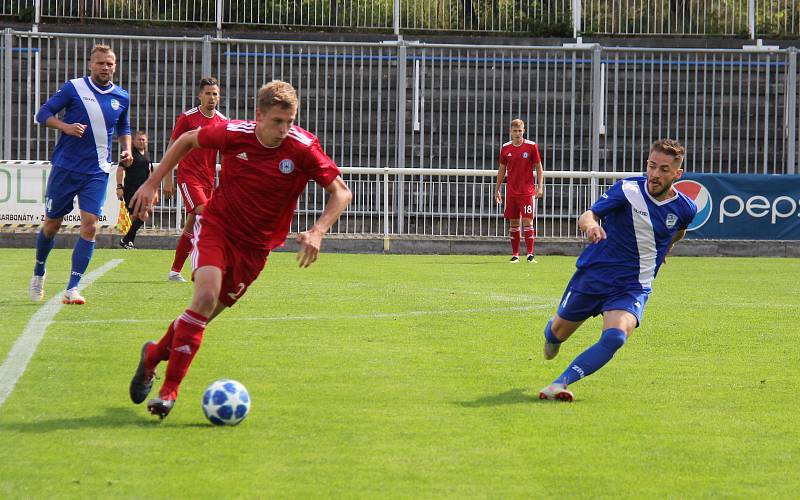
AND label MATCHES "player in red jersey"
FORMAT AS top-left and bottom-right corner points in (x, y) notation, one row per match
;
(163, 77), (228, 283)
(127, 80), (352, 420)
(495, 118), (545, 263)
